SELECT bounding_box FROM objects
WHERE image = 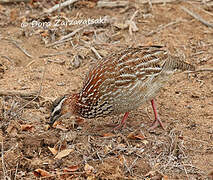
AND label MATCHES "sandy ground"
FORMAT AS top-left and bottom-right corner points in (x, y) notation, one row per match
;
(0, 0), (213, 179)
